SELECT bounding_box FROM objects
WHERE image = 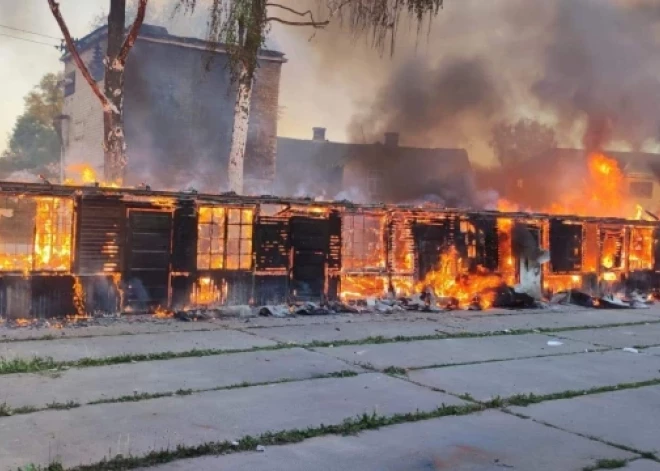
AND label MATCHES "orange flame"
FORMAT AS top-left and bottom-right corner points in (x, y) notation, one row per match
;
(498, 152), (631, 218)
(415, 247), (503, 309)
(153, 306), (173, 318)
(64, 164), (119, 188)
